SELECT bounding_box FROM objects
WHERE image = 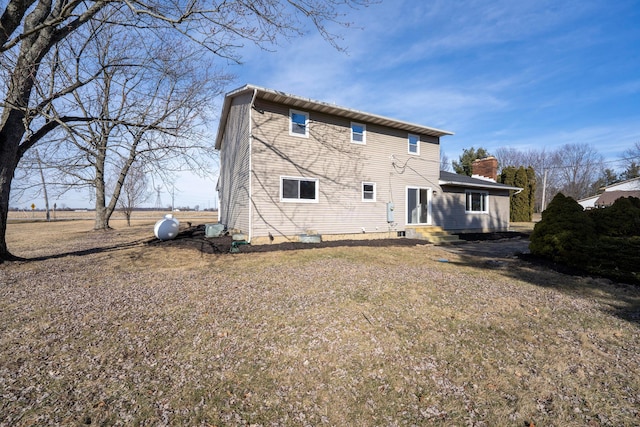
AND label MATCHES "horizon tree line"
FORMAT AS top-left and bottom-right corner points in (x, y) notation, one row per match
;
(449, 142), (640, 212)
